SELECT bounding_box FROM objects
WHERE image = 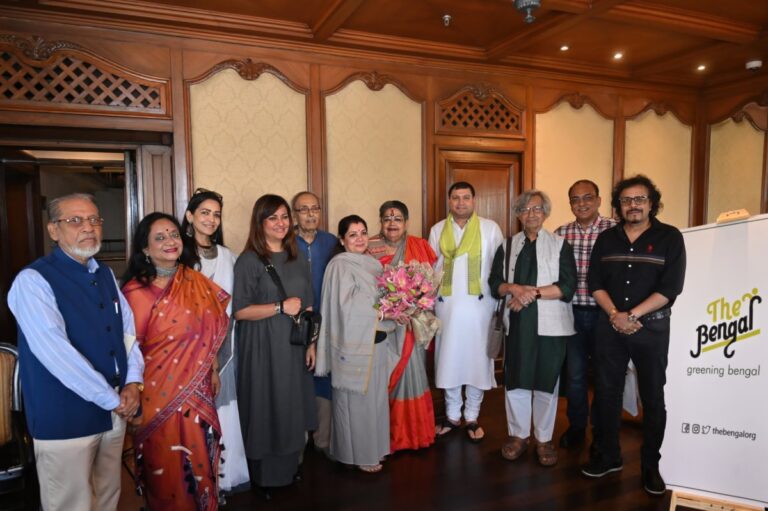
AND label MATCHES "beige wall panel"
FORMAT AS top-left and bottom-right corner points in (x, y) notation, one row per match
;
(535, 102), (614, 230)
(625, 111), (692, 228)
(707, 119), (764, 223)
(325, 81), (422, 236)
(189, 70), (307, 254)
